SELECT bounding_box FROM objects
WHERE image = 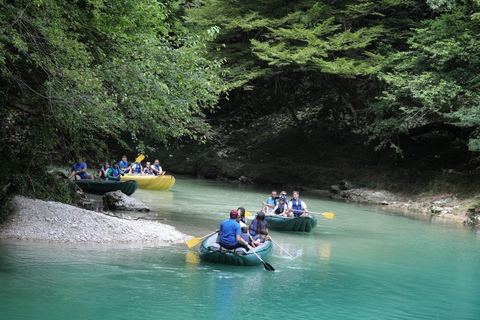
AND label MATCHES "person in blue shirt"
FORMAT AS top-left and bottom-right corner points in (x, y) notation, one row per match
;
(67, 157), (93, 180)
(218, 210), (249, 250)
(118, 155), (131, 174)
(262, 190), (278, 213)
